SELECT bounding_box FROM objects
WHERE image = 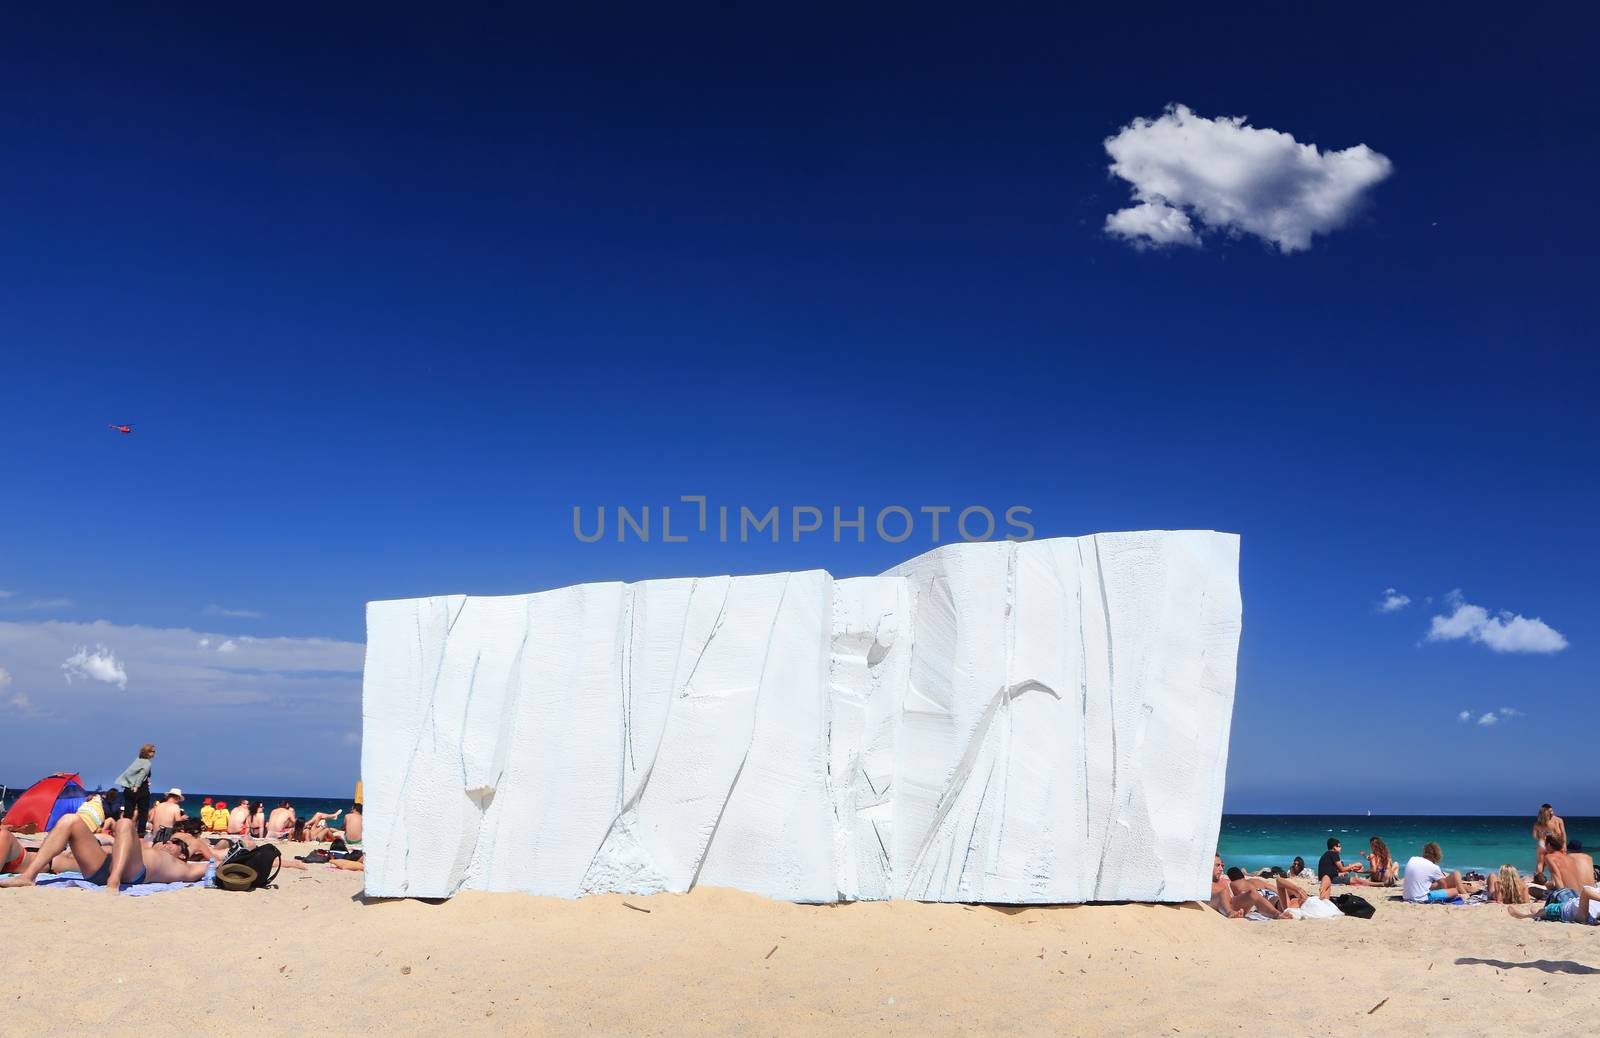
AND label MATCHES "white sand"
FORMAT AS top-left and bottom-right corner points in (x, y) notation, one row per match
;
(3, 855), (1595, 1035)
